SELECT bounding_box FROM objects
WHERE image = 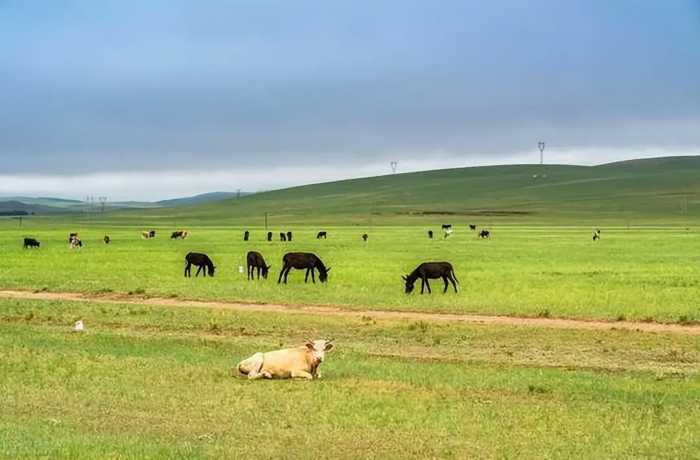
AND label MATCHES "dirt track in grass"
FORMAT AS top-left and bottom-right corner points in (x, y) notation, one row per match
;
(0, 289), (698, 335)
